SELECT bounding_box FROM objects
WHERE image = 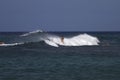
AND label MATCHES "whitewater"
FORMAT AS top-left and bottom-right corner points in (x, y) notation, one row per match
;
(20, 30), (100, 47)
(0, 30), (100, 47)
